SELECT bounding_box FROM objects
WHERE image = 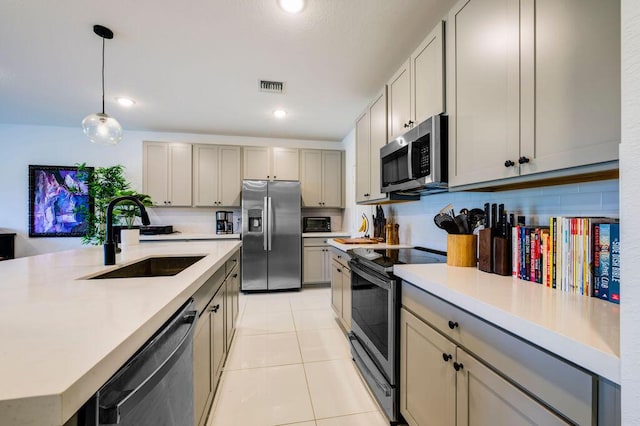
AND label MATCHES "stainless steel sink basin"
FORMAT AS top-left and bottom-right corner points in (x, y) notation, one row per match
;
(90, 256), (205, 279)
